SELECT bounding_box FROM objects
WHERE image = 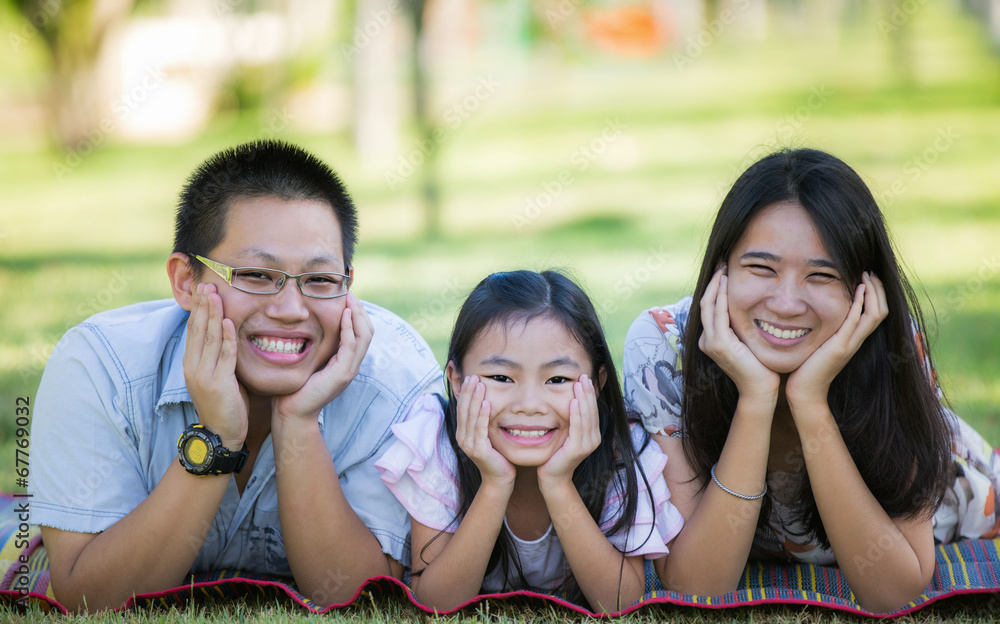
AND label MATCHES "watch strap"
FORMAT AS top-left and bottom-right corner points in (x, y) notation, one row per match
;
(210, 443), (249, 475)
